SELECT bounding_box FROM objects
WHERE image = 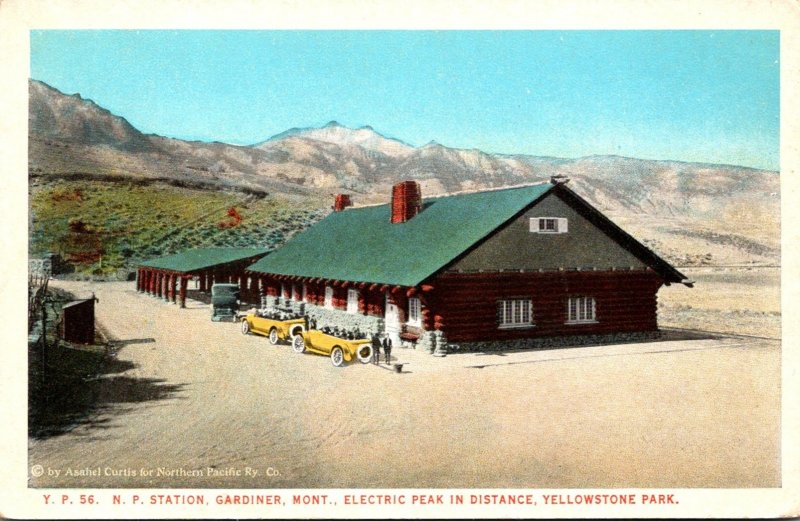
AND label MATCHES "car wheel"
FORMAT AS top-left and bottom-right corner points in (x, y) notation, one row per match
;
(330, 346), (344, 367)
(241, 319), (250, 335)
(269, 328), (279, 345)
(291, 334), (306, 353)
(356, 345), (373, 364)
